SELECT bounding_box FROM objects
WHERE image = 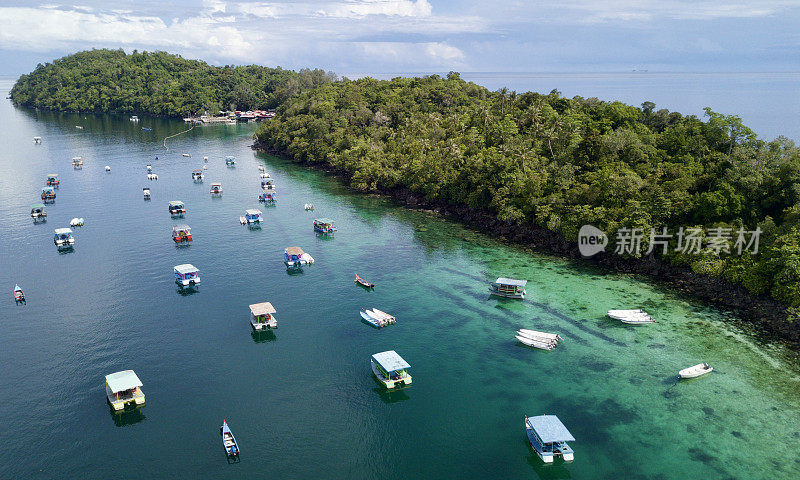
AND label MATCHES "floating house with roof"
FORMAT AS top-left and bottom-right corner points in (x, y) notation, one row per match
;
(225, 156), (236, 166)
(525, 415), (575, 463)
(259, 191), (276, 205)
(489, 278), (527, 299)
(244, 209), (263, 224)
(30, 203), (47, 222)
(172, 225), (192, 243)
(174, 264), (200, 287)
(192, 169), (204, 181)
(41, 186), (56, 203)
(249, 302), (277, 330)
(313, 218), (337, 235)
(53, 228), (74, 248)
(105, 370), (145, 411)
(371, 350), (412, 389)
(284, 247), (312, 268)
(168, 200), (186, 216)
(72, 157), (83, 168)
(210, 183), (222, 195)
(46, 174), (59, 187)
